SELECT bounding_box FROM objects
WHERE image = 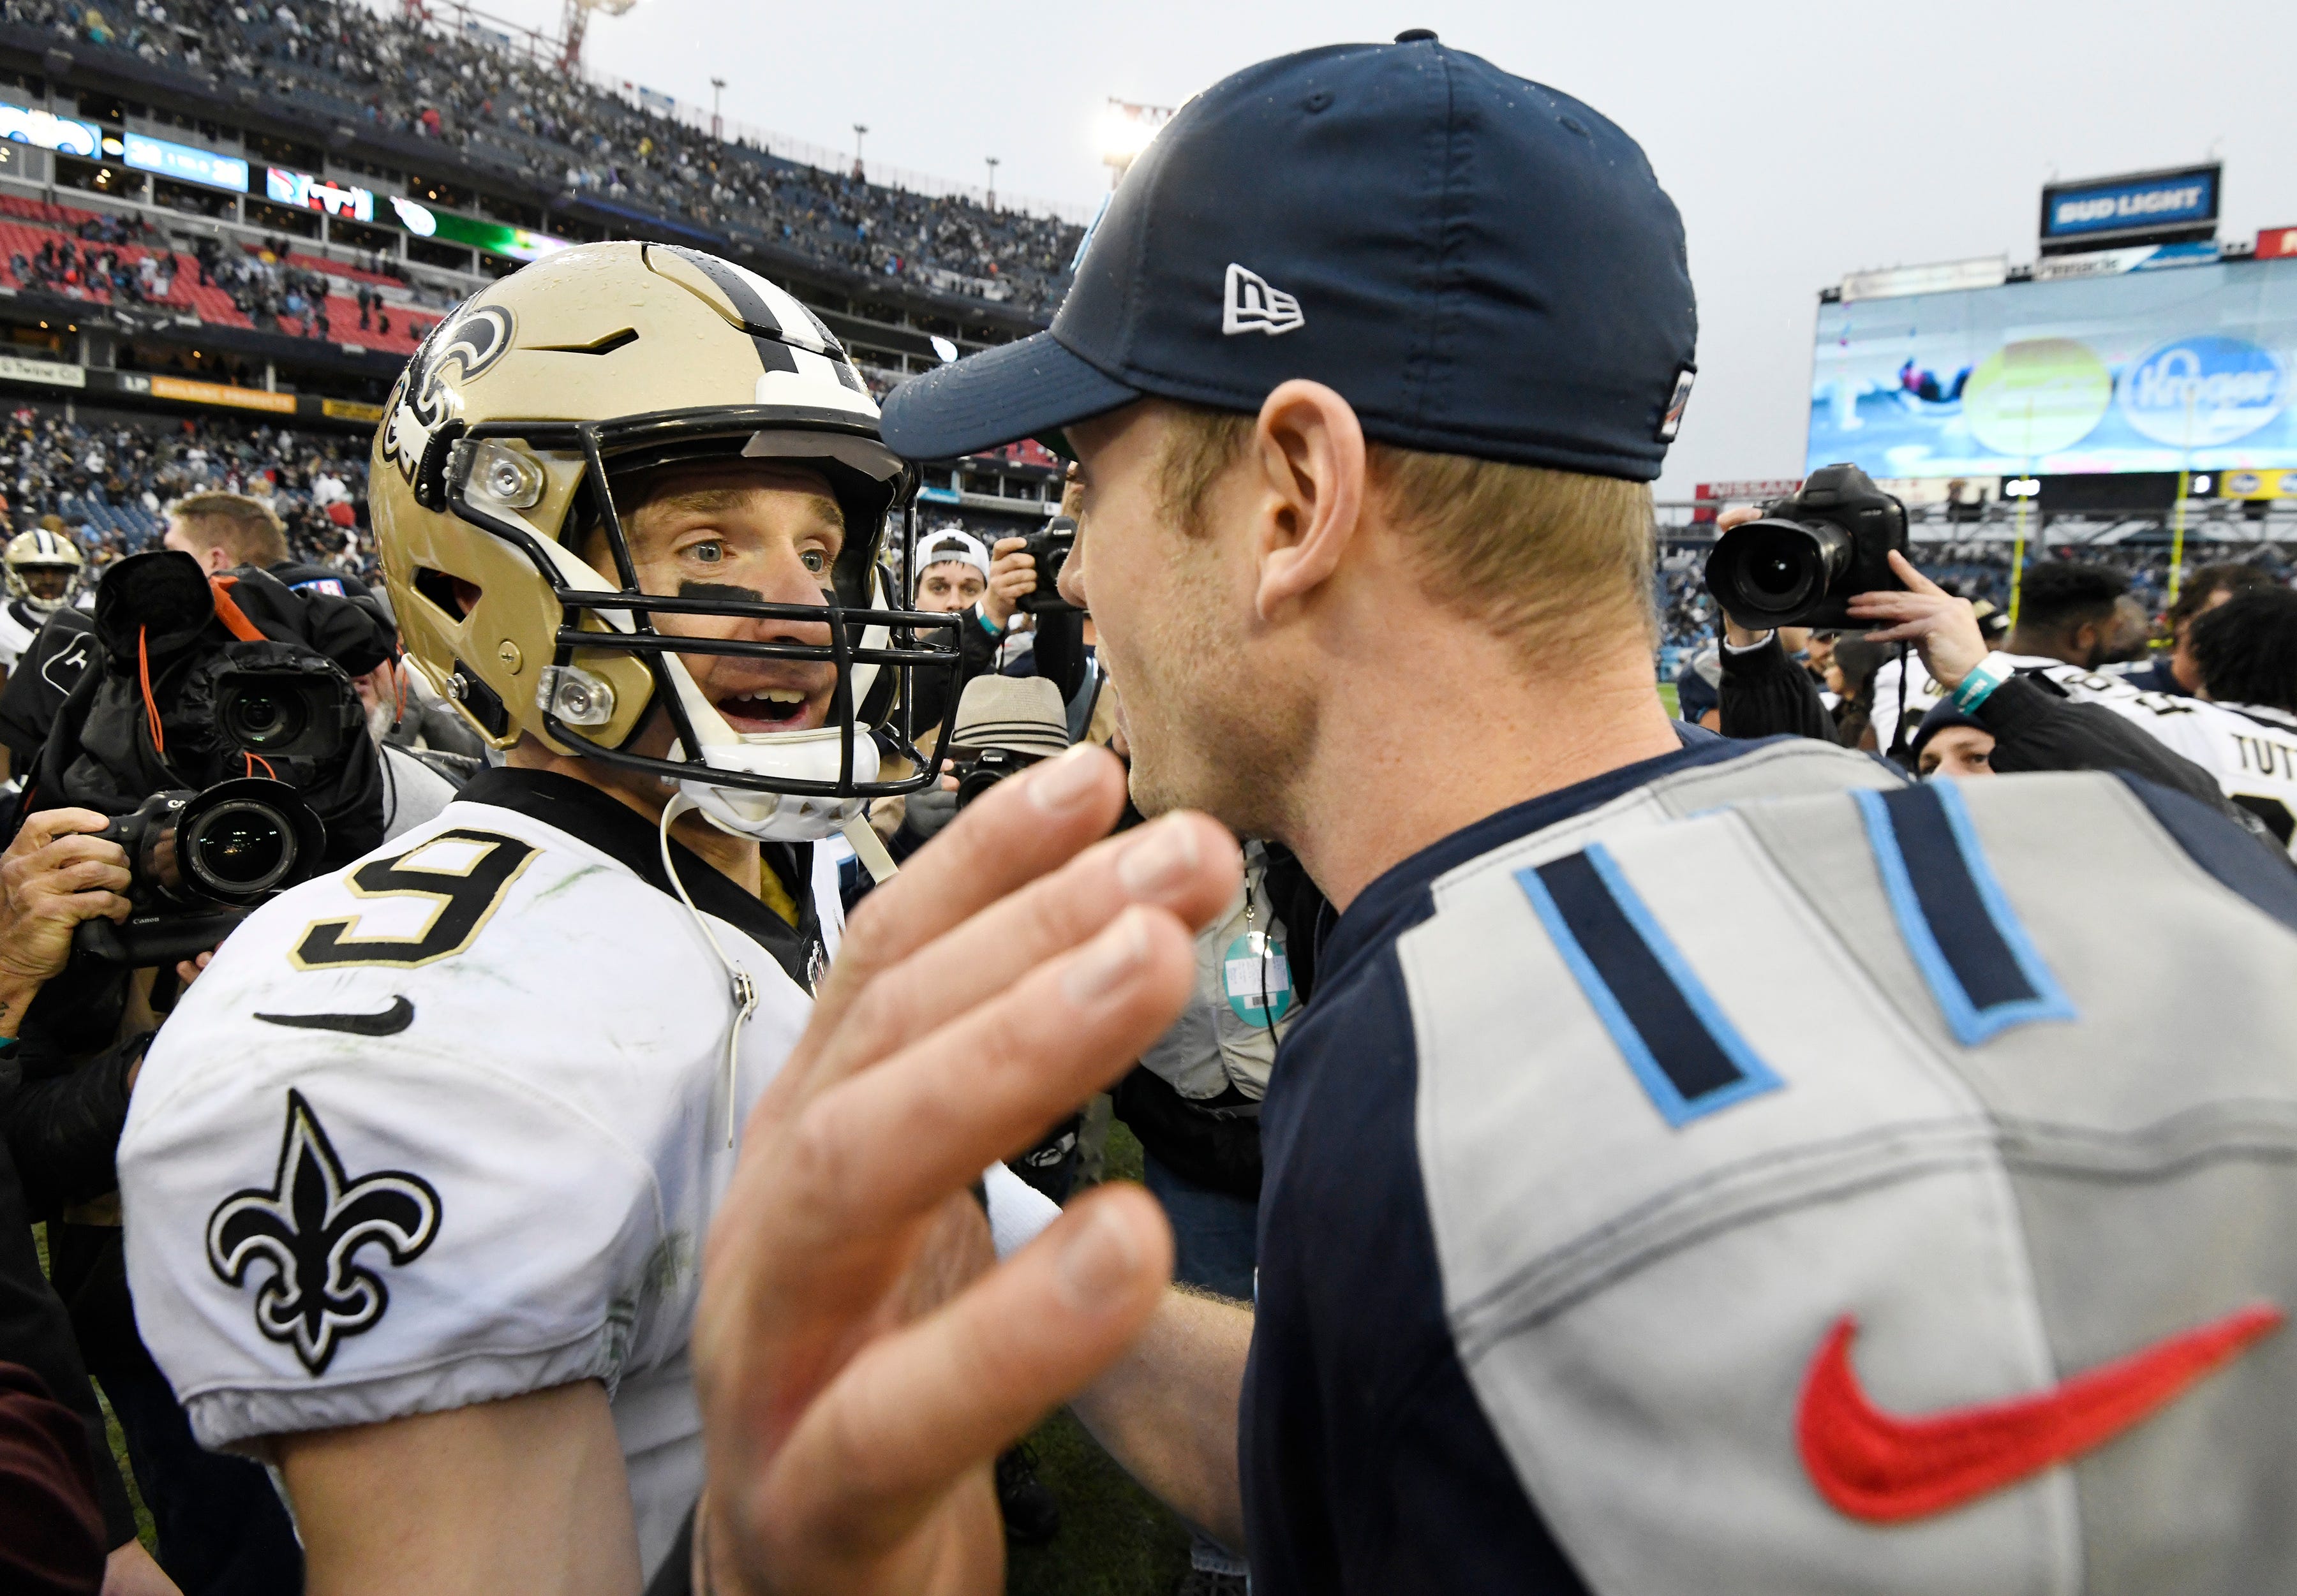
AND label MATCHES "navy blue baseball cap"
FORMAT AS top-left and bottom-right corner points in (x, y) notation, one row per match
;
(881, 33), (1697, 481)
